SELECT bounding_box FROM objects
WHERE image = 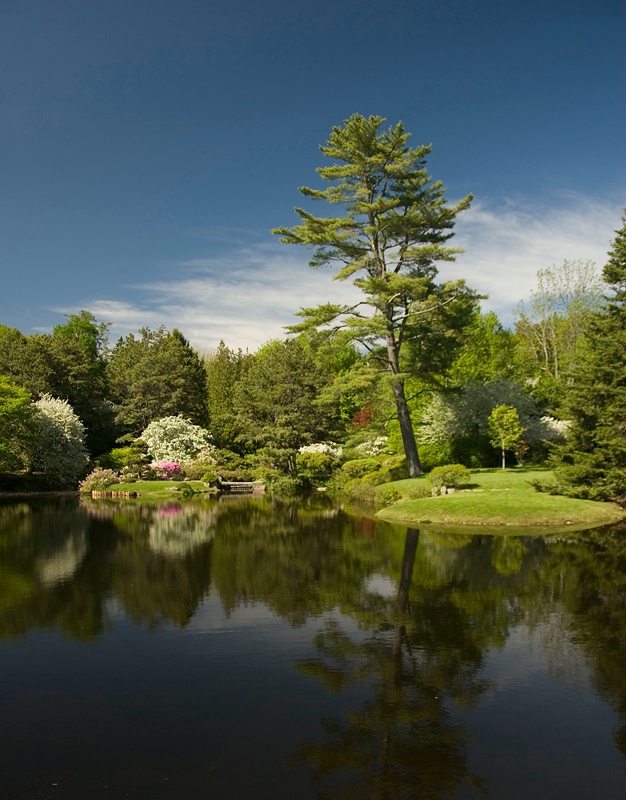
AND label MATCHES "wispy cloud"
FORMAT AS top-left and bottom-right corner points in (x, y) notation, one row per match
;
(58, 194), (623, 351)
(448, 193), (622, 324)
